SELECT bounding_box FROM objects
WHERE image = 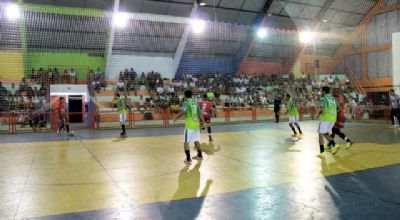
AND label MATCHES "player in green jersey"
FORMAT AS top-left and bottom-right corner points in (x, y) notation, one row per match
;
(285, 93), (303, 138)
(174, 90), (207, 164)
